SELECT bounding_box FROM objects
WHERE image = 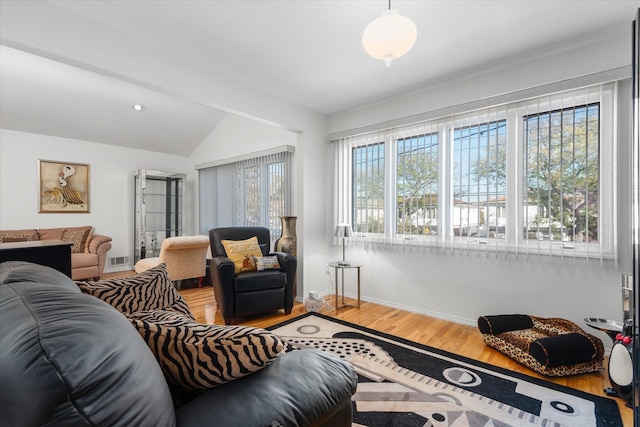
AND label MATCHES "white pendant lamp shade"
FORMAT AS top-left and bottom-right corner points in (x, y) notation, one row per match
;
(362, 9), (417, 67)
